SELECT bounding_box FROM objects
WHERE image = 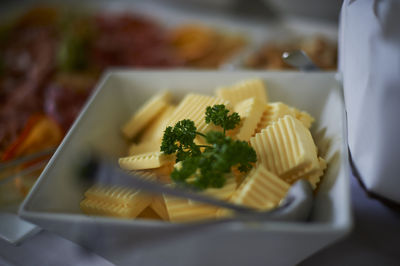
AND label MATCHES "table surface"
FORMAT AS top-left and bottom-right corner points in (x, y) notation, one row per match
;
(0, 173), (399, 266)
